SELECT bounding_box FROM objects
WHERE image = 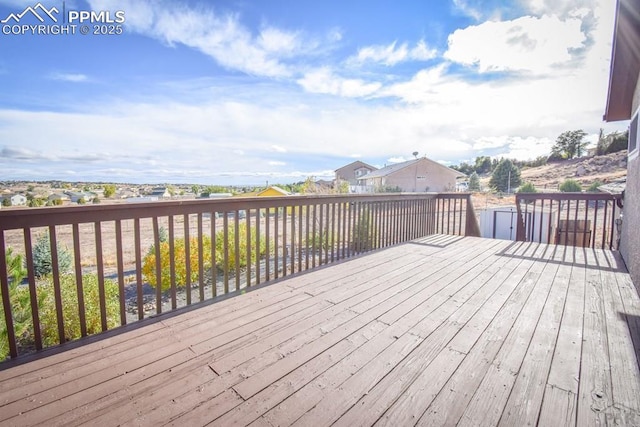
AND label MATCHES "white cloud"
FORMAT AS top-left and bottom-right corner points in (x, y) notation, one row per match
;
(445, 14), (586, 74)
(388, 157), (410, 163)
(268, 161), (286, 166)
(297, 68), (381, 97)
(452, 0), (483, 21)
(521, 0), (596, 18)
(270, 145), (287, 153)
(87, 0), (313, 78)
(351, 40), (437, 66)
(49, 73), (88, 82)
